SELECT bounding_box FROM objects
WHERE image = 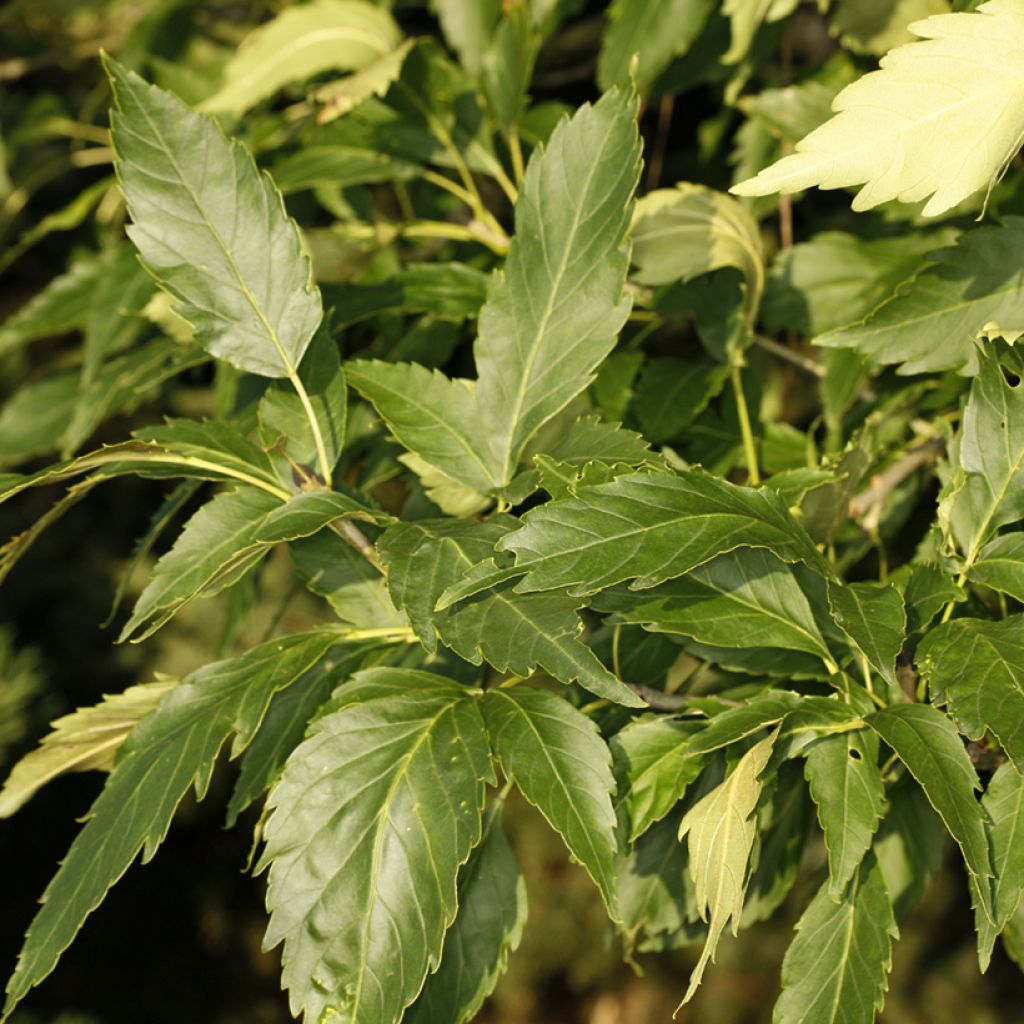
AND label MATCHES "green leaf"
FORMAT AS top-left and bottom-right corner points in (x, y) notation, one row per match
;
(804, 727), (886, 899)
(119, 486), (282, 643)
(773, 852), (897, 1024)
(816, 221), (1024, 376)
(732, 1), (1024, 216)
(896, 561), (964, 635)
(832, 0), (953, 56)
(483, 687), (619, 913)
(291, 532), (407, 629)
(479, 4), (537, 129)
(405, 808), (527, 1024)
(948, 347), (1024, 561)
(323, 263), (489, 326)
(761, 229), (956, 337)
(631, 183), (764, 330)
(379, 518), (643, 706)
(967, 533), (1024, 602)
(3, 630), (337, 1019)
(316, 38), (416, 124)
(439, 469), (831, 606)
(473, 88), (641, 485)
(678, 729), (777, 1004)
(201, 0), (403, 115)
(260, 669), (493, 1024)
(865, 703), (994, 922)
(976, 762), (1024, 968)
(429, 0), (500, 76)
(827, 581), (906, 686)
(633, 358), (730, 445)
(255, 490), (389, 544)
(0, 679), (177, 818)
(105, 57), (322, 379)
(258, 328), (347, 478)
(347, 360), (496, 493)
(597, 0), (715, 91)
(595, 548), (831, 661)
(919, 616), (1024, 774)
(611, 717), (705, 839)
